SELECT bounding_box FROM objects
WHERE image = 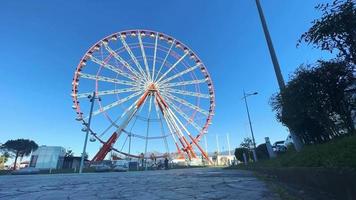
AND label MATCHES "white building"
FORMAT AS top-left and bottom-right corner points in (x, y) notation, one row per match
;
(30, 146), (66, 169)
